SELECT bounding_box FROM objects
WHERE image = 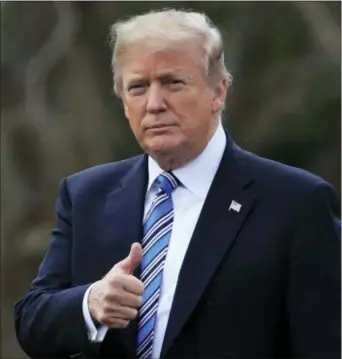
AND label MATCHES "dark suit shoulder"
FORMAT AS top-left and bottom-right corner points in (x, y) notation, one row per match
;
(234, 147), (340, 231)
(63, 154), (144, 198)
(236, 146), (333, 194)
